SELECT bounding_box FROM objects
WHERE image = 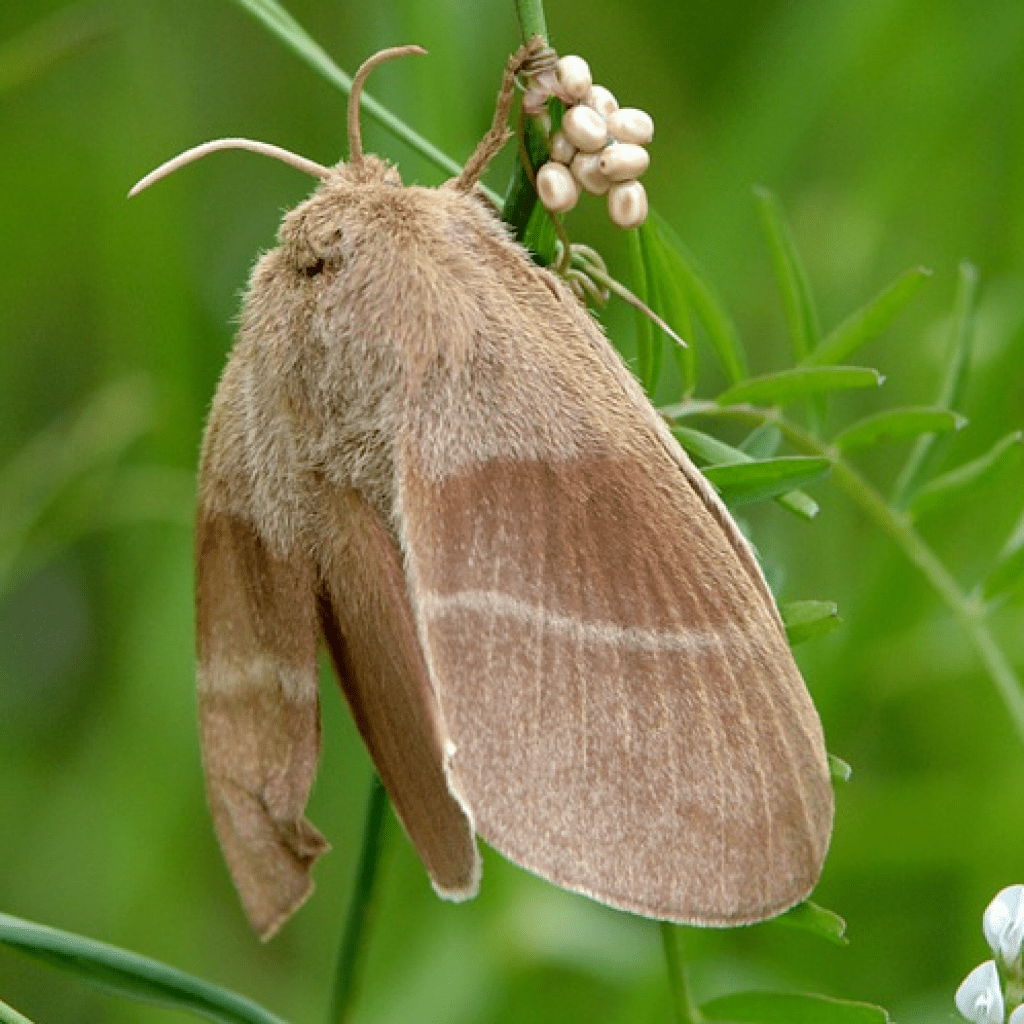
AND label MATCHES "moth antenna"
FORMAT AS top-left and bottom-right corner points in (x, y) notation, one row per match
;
(453, 37), (548, 193)
(129, 139), (329, 197)
(348, 45), (428, 166)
